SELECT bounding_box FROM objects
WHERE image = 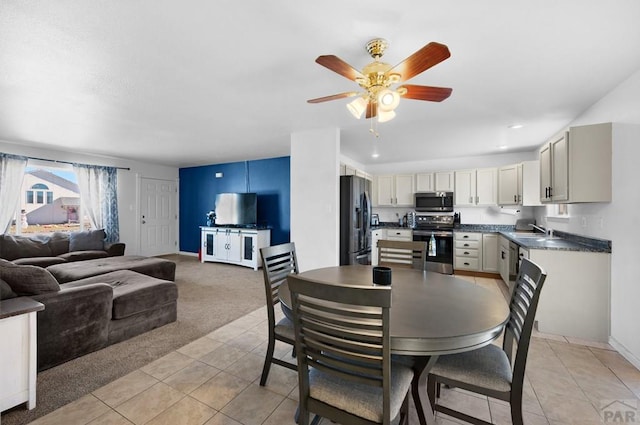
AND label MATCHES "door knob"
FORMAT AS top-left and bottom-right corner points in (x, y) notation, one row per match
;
(142, 220), (146, 224)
